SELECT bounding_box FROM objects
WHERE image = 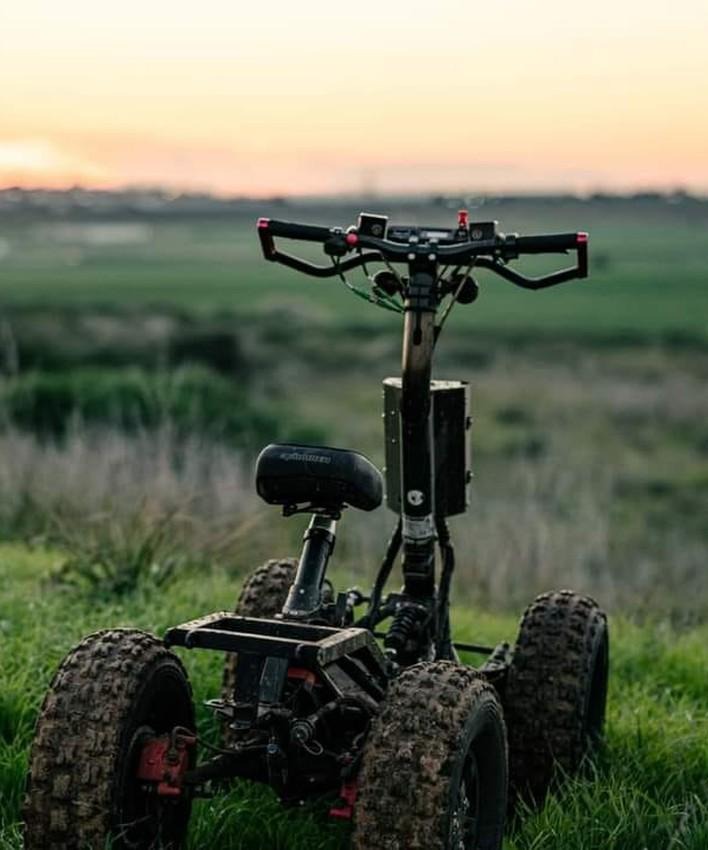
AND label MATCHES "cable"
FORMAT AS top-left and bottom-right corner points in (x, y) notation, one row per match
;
(332, 258), (405, 314)
(435, 259), (476, 341)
